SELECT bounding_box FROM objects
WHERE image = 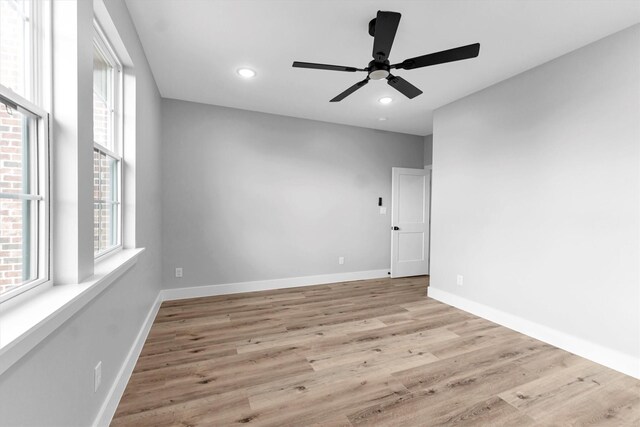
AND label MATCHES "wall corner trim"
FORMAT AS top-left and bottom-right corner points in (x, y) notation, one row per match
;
(93, 293), (162, 427)
(427, 287), (640, 379)
(160, 269), (390, 301)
